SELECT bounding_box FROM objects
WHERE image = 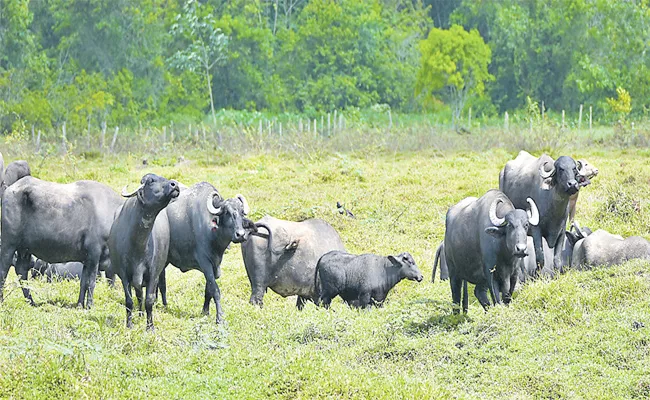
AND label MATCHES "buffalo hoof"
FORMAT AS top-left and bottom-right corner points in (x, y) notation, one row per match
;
(249, 298), (263, 308)
(146, 324), (155, 332)
(215, 314), (224, 324)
